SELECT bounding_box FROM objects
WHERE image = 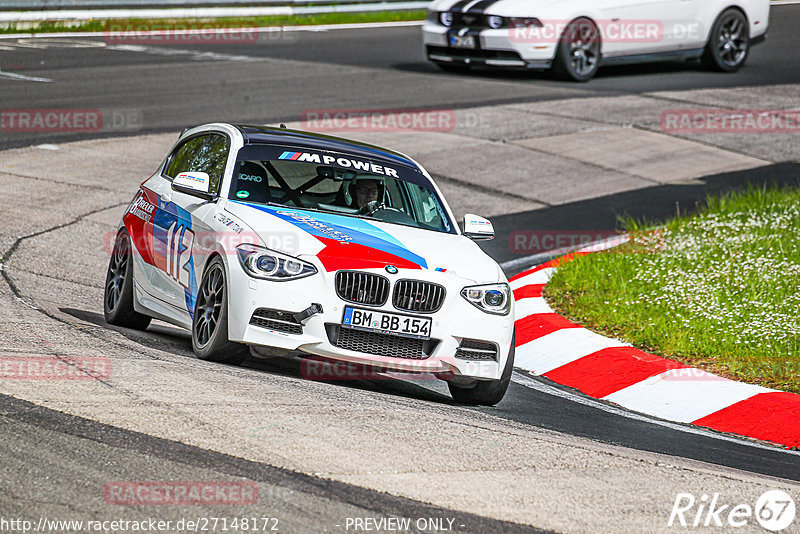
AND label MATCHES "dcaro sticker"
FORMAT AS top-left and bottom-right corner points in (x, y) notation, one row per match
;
(277, 151), (399, 178)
